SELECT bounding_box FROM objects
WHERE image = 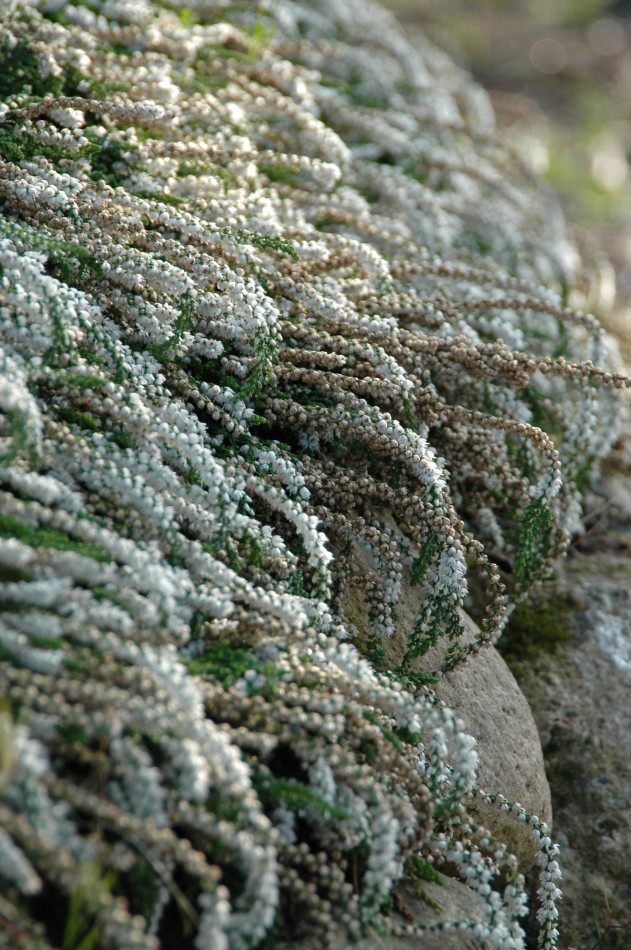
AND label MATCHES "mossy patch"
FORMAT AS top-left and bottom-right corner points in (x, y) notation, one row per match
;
(499, 591), (578, 677)
(403, 855), (444, 911)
